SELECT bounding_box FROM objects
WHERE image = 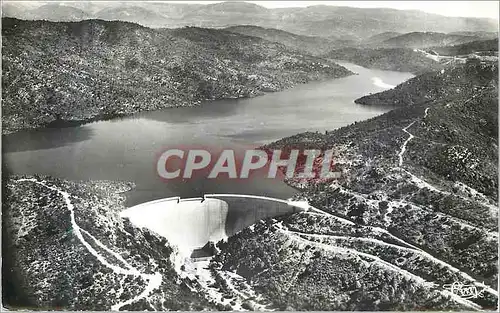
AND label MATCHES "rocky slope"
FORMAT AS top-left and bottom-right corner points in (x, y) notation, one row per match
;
(355, 58), (497, 106)
(2, 175), (240, 311)
(2, 17), (352, 134)
(210, 60), (498, 310)
(2, 50), (498, 312)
